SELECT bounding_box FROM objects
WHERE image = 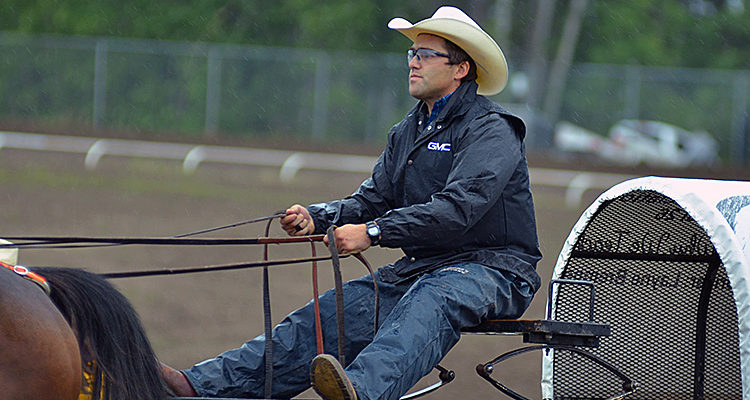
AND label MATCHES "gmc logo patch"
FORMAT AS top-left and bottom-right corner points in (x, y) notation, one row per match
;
(427, 142), (451, 152)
